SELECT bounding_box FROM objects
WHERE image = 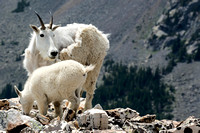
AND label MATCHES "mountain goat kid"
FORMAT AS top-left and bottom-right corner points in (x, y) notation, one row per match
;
(14, 60), (95, 117)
